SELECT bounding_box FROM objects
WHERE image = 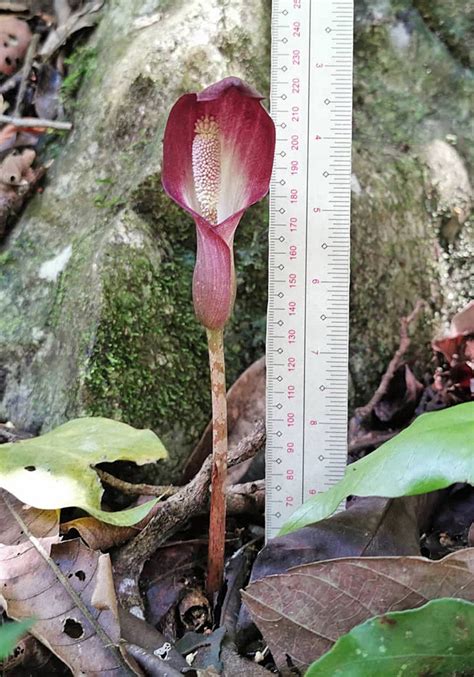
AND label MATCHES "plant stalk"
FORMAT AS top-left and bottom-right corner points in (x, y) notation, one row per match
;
(206, 327), (228, 598)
